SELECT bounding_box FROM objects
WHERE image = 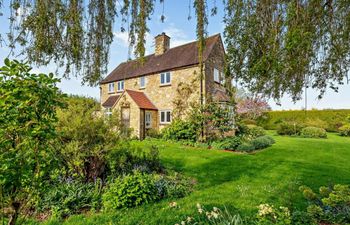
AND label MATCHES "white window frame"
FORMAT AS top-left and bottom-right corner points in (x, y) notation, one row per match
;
(140, 76), (146, 89)
(160, 72), (171, 85)
(108, 83), (114, 93)
(160, 110), (171, 124)
(214, 68), (220, 83)
(145, 111), (152, 128)
(105, 107), (112, 117)
(117, 80), (124, 92)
